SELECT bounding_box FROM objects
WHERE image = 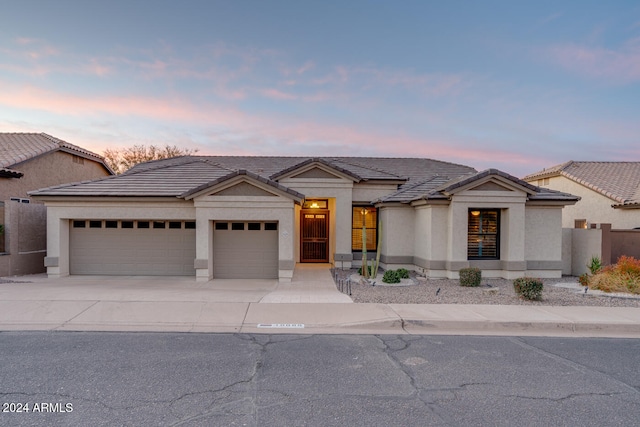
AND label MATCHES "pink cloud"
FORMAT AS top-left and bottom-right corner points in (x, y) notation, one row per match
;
(0, 80), (540, 174)
(548, 38), (640, 83)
